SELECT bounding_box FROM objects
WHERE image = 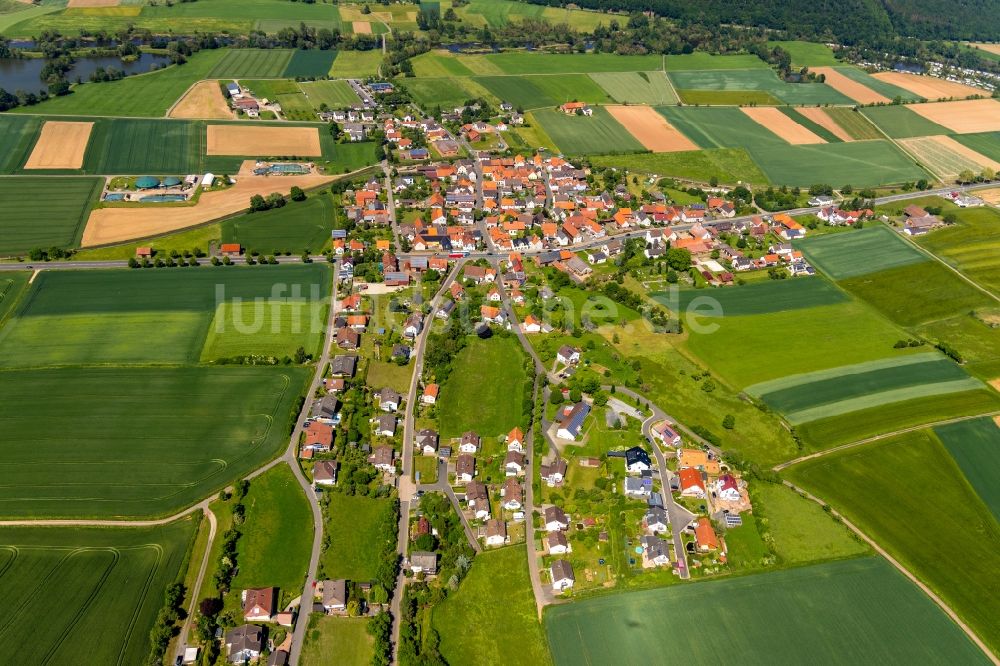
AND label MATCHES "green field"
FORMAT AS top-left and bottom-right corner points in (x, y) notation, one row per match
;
(676, 89), (783, 105)
(0, 518), (197, 666)
(300, 80), (362, 109)
(210, 49), (294, 78)
(748, 140), (928, 188)
(9, 49), (226, 117)
(950, 131), (1000, 163)
(795, 225), (927, 280)
(0, 273), (30, 325)
(437, 336), (527, 437)
(221, 192), (336, 254)
(285, 49), (339, 78)
(0, 266), (329, 366)
(767, 41), (841, 67)
(546, 557), (987, 665)
(473, 73), (612, 110)
(862, 104), (951, 138)
(916, 203), (1000, 295)
(532, 107), (643, 155)
(588, 71), (678, 105)
(786, 430), (1000, 656)
(590, 147), (768, 185)
(0, 114), (42, 173)
(475, 51), (662, 75)
(231, 463), (312, 601)
(655, 277), (847, 317)
(83, 118), (204, 174)
(0, 366), (307, 518)
(749, 353), (979, 424)
(918, 313), (1000, 380)
(840, 260), (993, 327)
(201, 301), (326, 361)
(328, 50), (382, 78)
(658, 106), (785, 150)
(400, 76), (486, 109)
(683, 300), (915, 387)
(301, 615), (373, 666)
(410, 51), (476, 78)
(321, 493), (392, 581)
(754, 483), (869, 563)
(661, 53), (769, 71)
(434, 547), (551, 666)
(936, 417), (1000, 521)
(0, 176), (101, 255)
(668, 68), (851, 105)
(822, 106), (884, 140)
